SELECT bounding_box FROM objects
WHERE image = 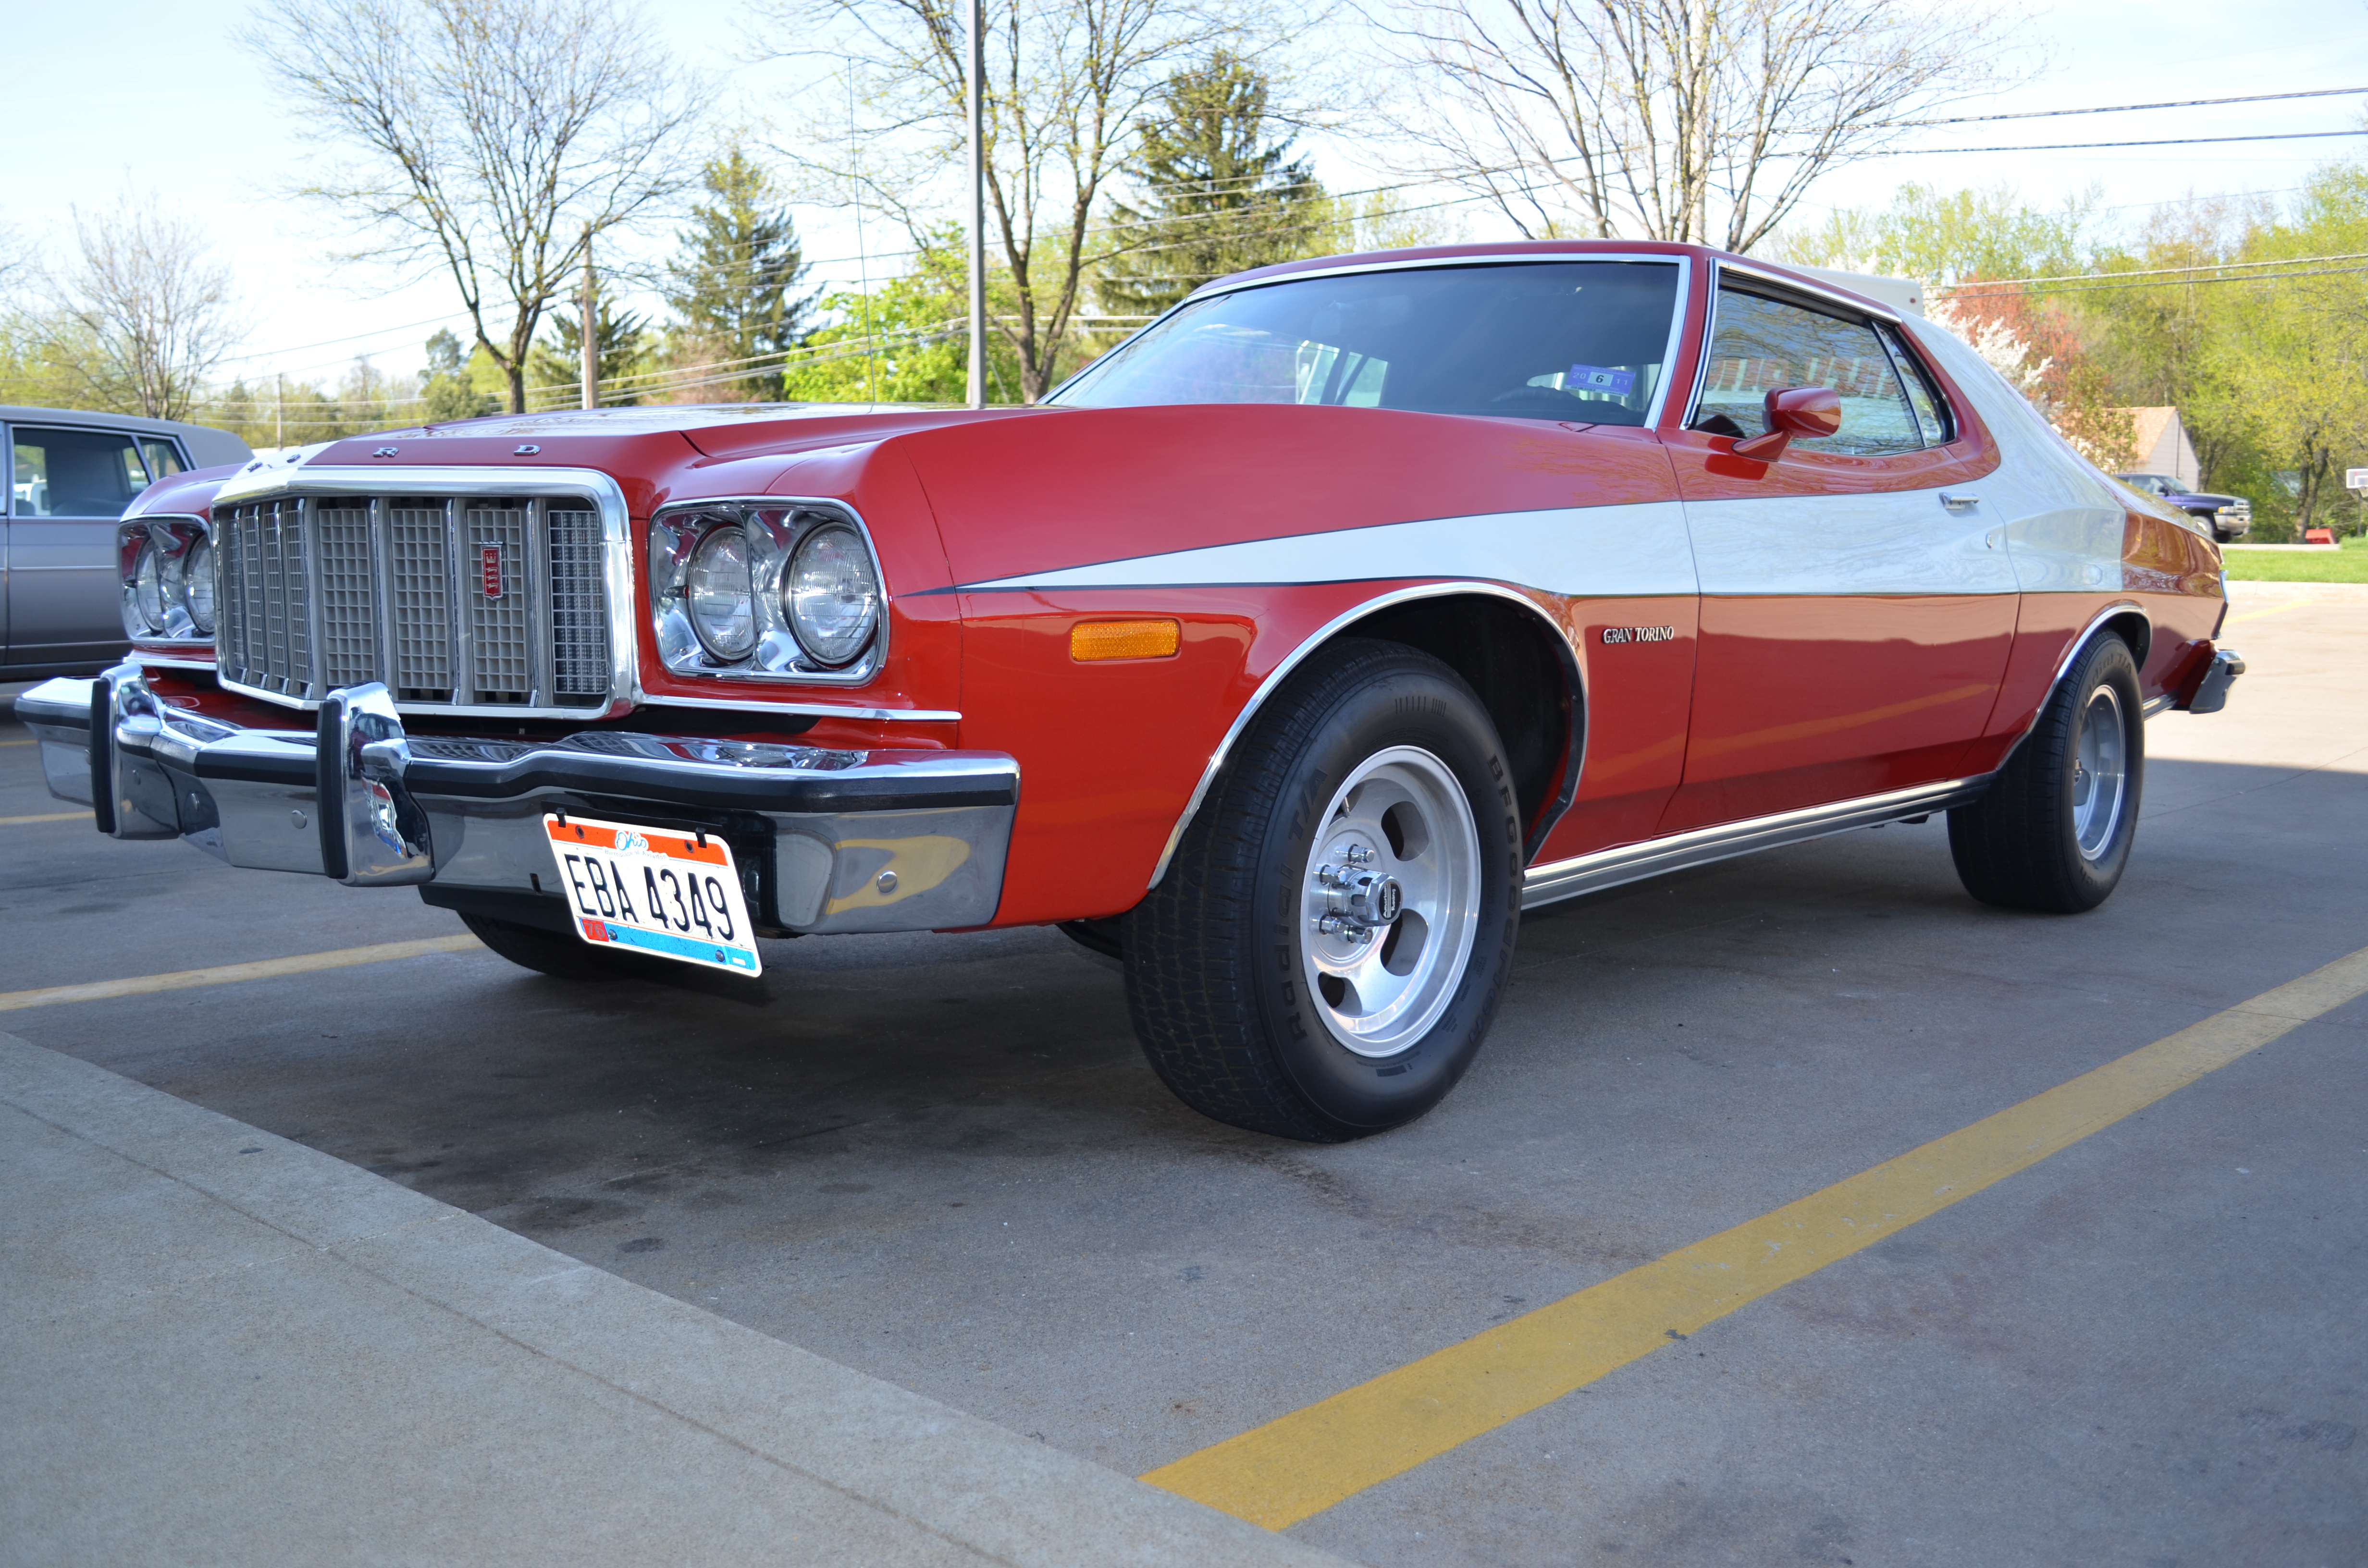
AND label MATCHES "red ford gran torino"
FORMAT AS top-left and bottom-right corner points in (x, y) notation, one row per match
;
(15, 241), (2243, 1142)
